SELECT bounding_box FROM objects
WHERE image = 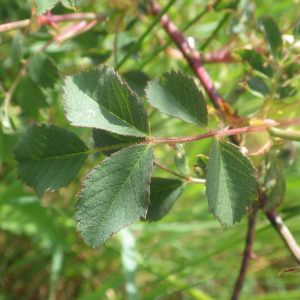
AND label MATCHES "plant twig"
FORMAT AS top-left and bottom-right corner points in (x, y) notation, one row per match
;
(153, 160), (205, 183)
(265, 210), (300, 264)
(0, 12), (105, 33)
(231, 208), (258, 300)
